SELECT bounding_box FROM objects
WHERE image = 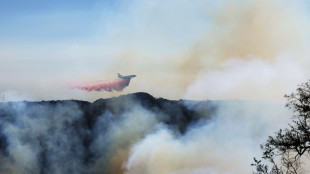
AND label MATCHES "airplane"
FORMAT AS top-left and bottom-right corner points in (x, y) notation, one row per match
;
(118, 73), (136, 79)
(69, 73), (137, 92)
